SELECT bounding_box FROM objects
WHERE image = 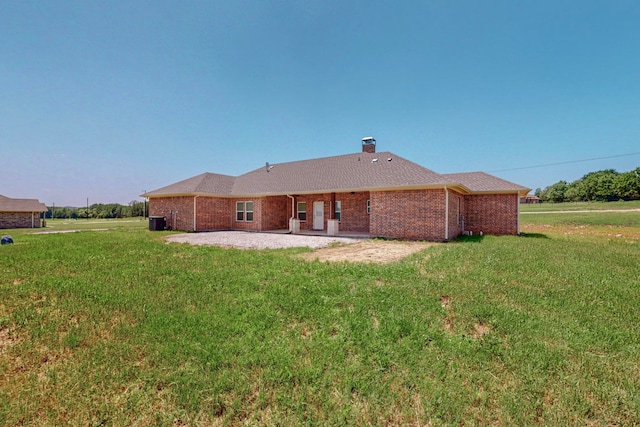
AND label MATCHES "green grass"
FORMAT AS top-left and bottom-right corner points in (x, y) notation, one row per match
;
(520, 199), (640, 213)
(1, 219), (639, 425)
(522, 210), (640, 227)
(40, 217), (149, 231)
